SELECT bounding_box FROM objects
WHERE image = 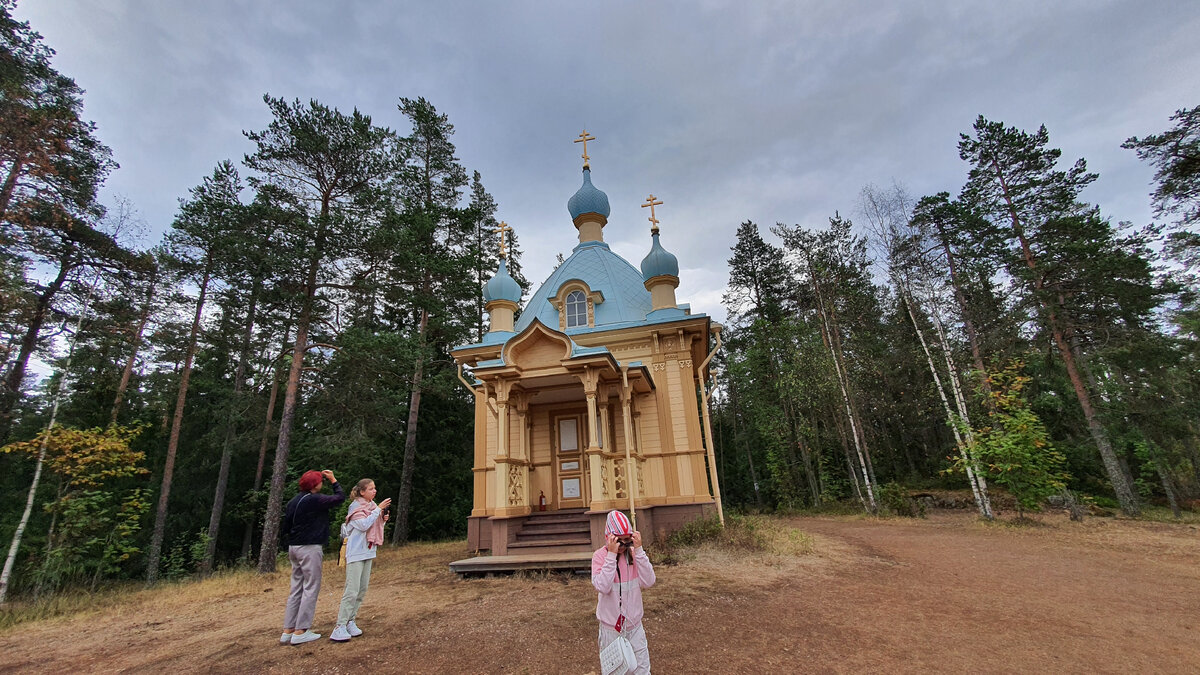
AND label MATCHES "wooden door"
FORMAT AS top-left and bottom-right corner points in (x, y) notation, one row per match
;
(552, 413), (588, 509)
